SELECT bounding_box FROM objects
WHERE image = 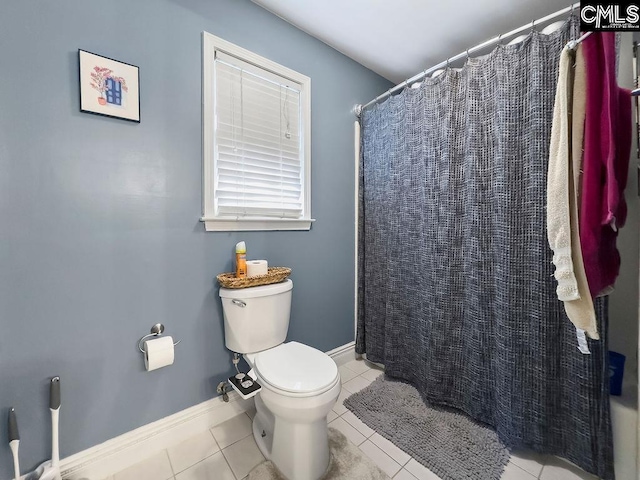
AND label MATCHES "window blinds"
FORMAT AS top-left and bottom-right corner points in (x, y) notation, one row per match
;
(214, 51), (303, 218)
